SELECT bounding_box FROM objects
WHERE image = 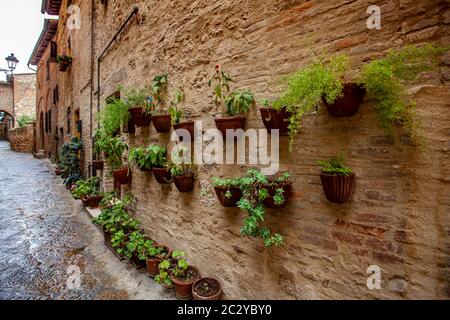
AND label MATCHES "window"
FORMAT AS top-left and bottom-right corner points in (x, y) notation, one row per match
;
(50, 42), (57, 62)
(46, 59), (50, 81)
(66, 107), (71, 134)
(48, 110), (52, 133)
(53, 86), (59, 104)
